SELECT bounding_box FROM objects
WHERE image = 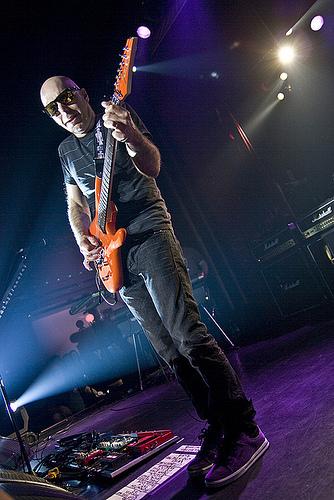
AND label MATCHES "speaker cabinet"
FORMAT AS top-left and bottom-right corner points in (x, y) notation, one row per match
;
(307, 230), (334, 299)
(261, 248), (328, 317)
